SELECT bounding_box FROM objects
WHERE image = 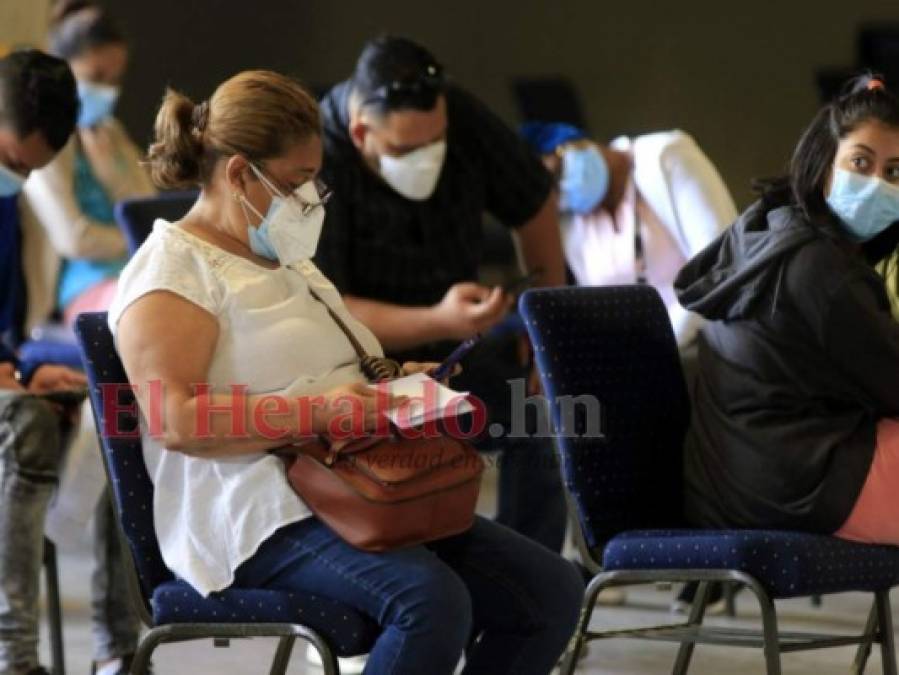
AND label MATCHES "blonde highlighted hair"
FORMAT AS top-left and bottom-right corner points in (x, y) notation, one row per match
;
(146, 70), (320, 190)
